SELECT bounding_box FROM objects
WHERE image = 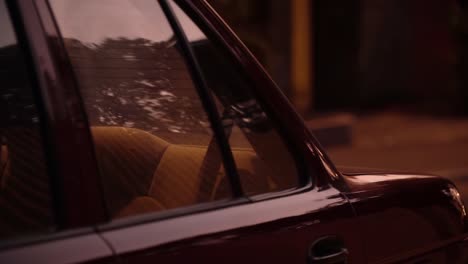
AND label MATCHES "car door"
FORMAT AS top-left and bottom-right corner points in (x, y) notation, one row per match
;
(0, 1), (117, 263)
(101, 186), (362, 264)
(45, 0), (365, 263)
